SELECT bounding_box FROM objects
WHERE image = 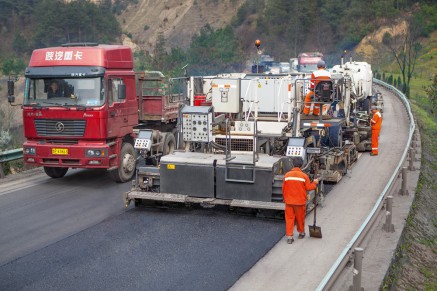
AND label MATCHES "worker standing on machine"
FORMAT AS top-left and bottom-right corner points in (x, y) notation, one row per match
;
(282, 157), (318, 244)
(303, 60), (331, 116)
(370, 105), (382, 156)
